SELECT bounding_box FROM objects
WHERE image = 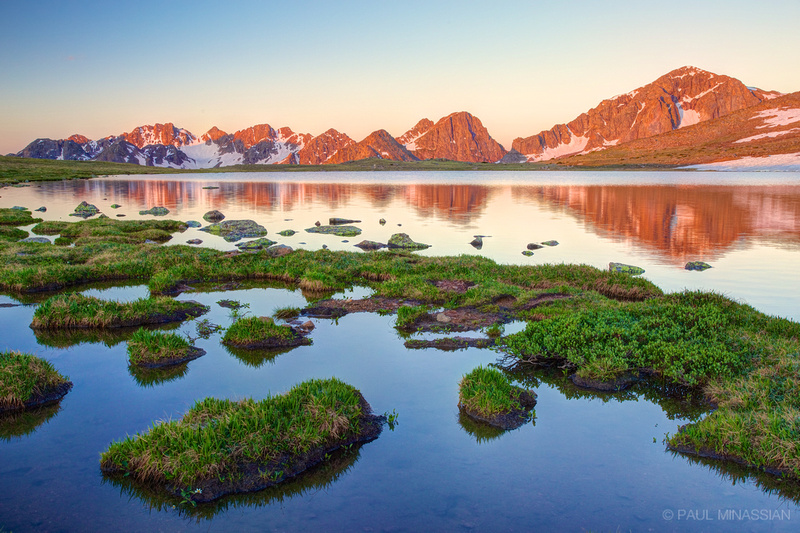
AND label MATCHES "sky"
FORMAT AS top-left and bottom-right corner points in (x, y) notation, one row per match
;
(1, 0), (799, 155)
